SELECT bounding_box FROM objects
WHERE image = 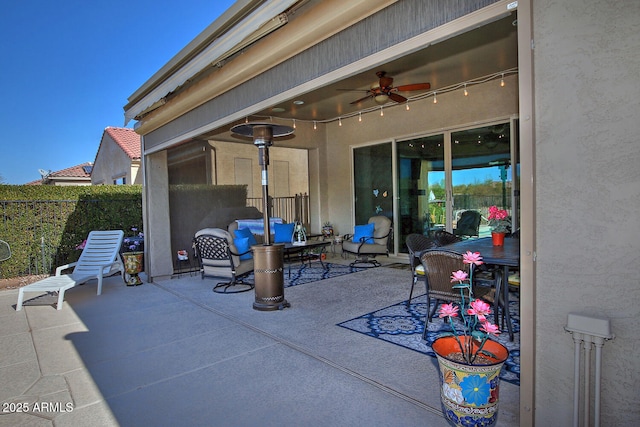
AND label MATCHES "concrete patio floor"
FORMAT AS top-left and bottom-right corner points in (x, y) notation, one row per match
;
(1, 255), (519, 426)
